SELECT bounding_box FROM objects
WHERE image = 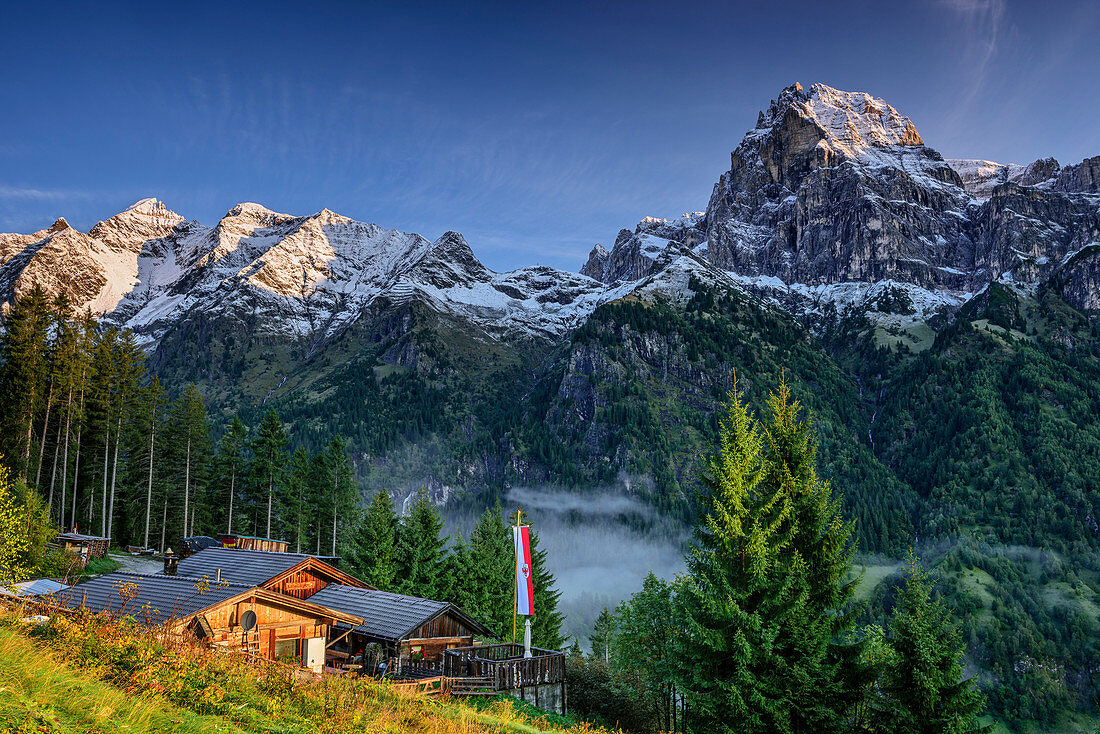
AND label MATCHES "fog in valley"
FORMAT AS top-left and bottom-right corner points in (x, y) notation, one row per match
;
(445, 484), (688, 646)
